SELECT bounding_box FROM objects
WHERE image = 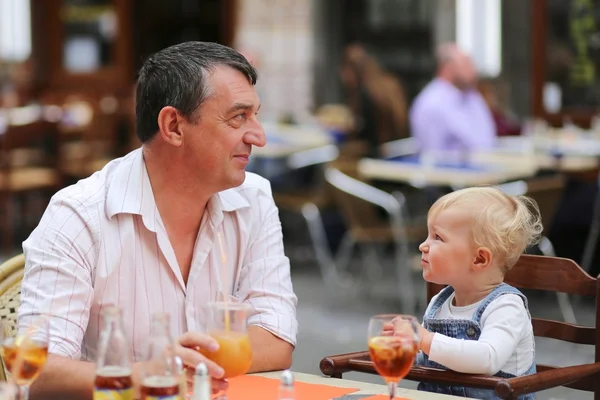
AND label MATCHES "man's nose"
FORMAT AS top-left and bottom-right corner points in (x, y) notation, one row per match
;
(245, 119), (266, 147)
